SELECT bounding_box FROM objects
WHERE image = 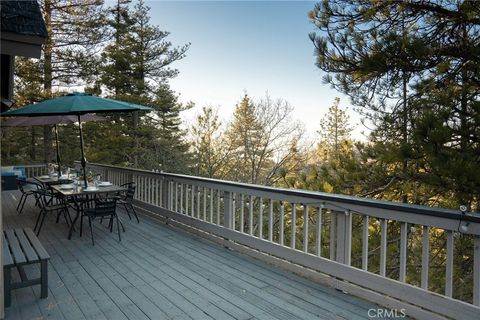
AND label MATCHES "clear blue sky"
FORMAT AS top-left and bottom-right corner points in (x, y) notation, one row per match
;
(146, 1), (362, 138)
